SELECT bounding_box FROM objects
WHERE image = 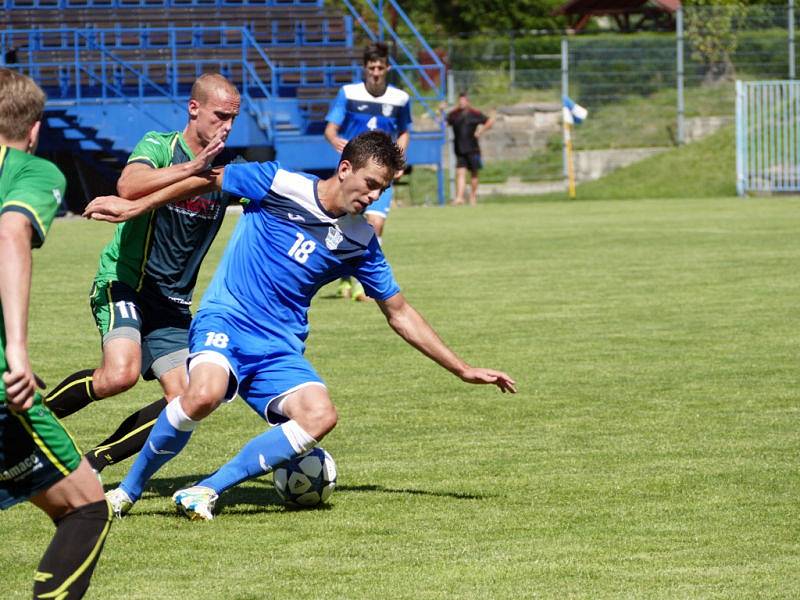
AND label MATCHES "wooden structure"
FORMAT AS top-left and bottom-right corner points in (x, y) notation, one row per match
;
(553, 0), (681, 32)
